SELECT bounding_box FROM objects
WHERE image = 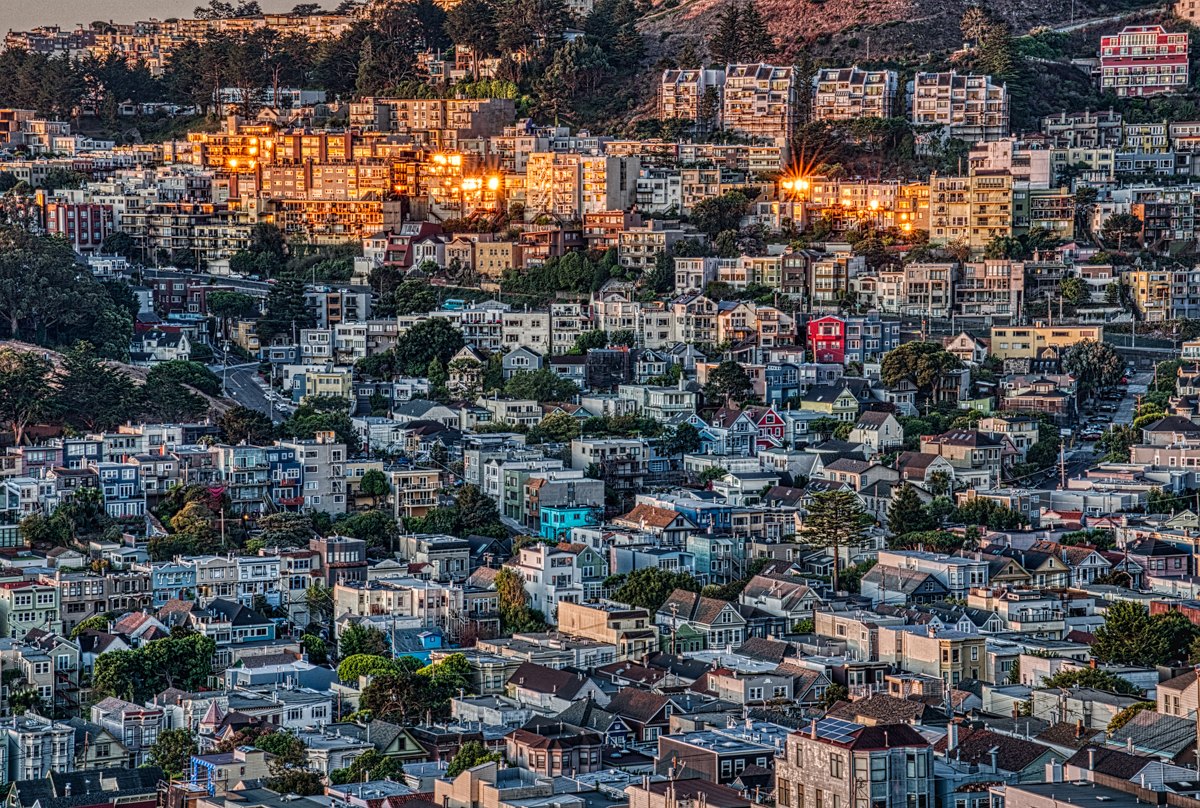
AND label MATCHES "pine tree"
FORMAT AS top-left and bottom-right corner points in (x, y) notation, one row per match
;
(708, 2), (742, 65)
(739, 0), (775, 62)
(800, 490), (874, 592)
(887, 483), (935, 537)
